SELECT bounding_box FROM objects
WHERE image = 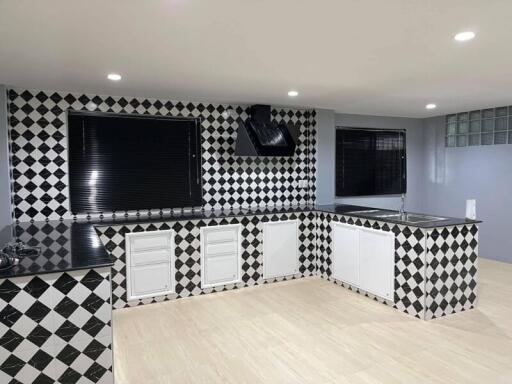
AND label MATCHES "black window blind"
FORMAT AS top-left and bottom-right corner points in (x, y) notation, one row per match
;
(67, 111), (202, 214)
(335, 128), (406, 197)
